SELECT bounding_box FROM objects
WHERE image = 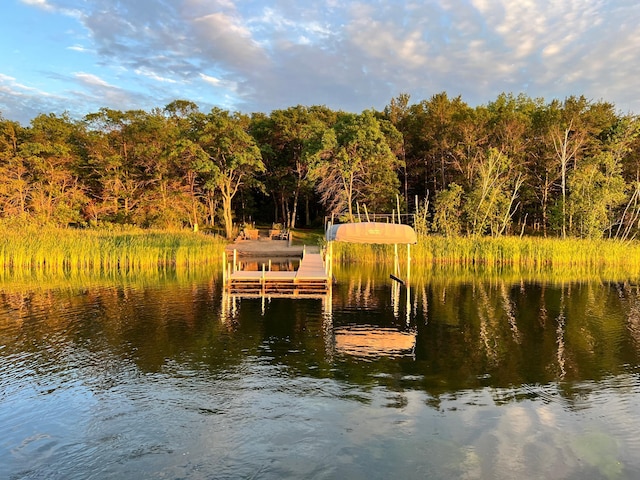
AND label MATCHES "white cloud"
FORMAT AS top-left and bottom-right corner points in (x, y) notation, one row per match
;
(0, 74), (53, 96)
(74, 72), (113, 88)
(135, 67), (177, 84)
(66, 44), (94, 54)
(192, 12), (268, 72)
(348, 19), (429, 69)
(199, 73), (238, 94)
(200, 73), (222, 87)
(20, 0), (53, 10)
